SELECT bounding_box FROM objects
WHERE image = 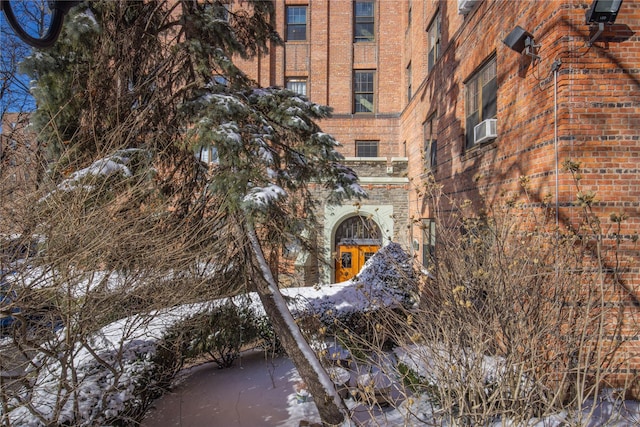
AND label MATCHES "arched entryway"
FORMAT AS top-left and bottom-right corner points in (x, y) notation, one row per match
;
(334, 216), (382, 282)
